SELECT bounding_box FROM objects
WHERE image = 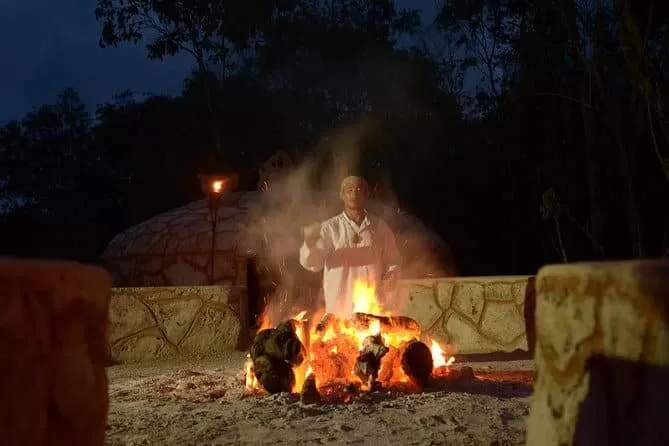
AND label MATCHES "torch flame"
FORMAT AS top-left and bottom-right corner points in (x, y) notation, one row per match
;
(211, 179), (224, 193)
